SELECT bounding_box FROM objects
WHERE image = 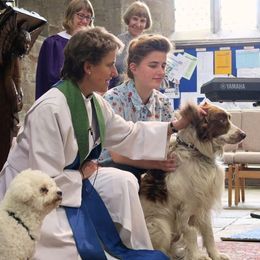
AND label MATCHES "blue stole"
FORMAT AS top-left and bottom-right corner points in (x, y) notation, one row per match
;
(57, 80), (169, 260)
